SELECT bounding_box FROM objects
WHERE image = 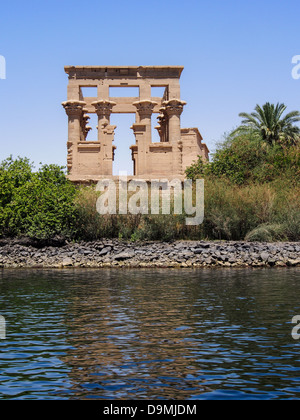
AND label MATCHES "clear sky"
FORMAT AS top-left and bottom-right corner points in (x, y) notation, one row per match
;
(0, 0), (299, 174)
